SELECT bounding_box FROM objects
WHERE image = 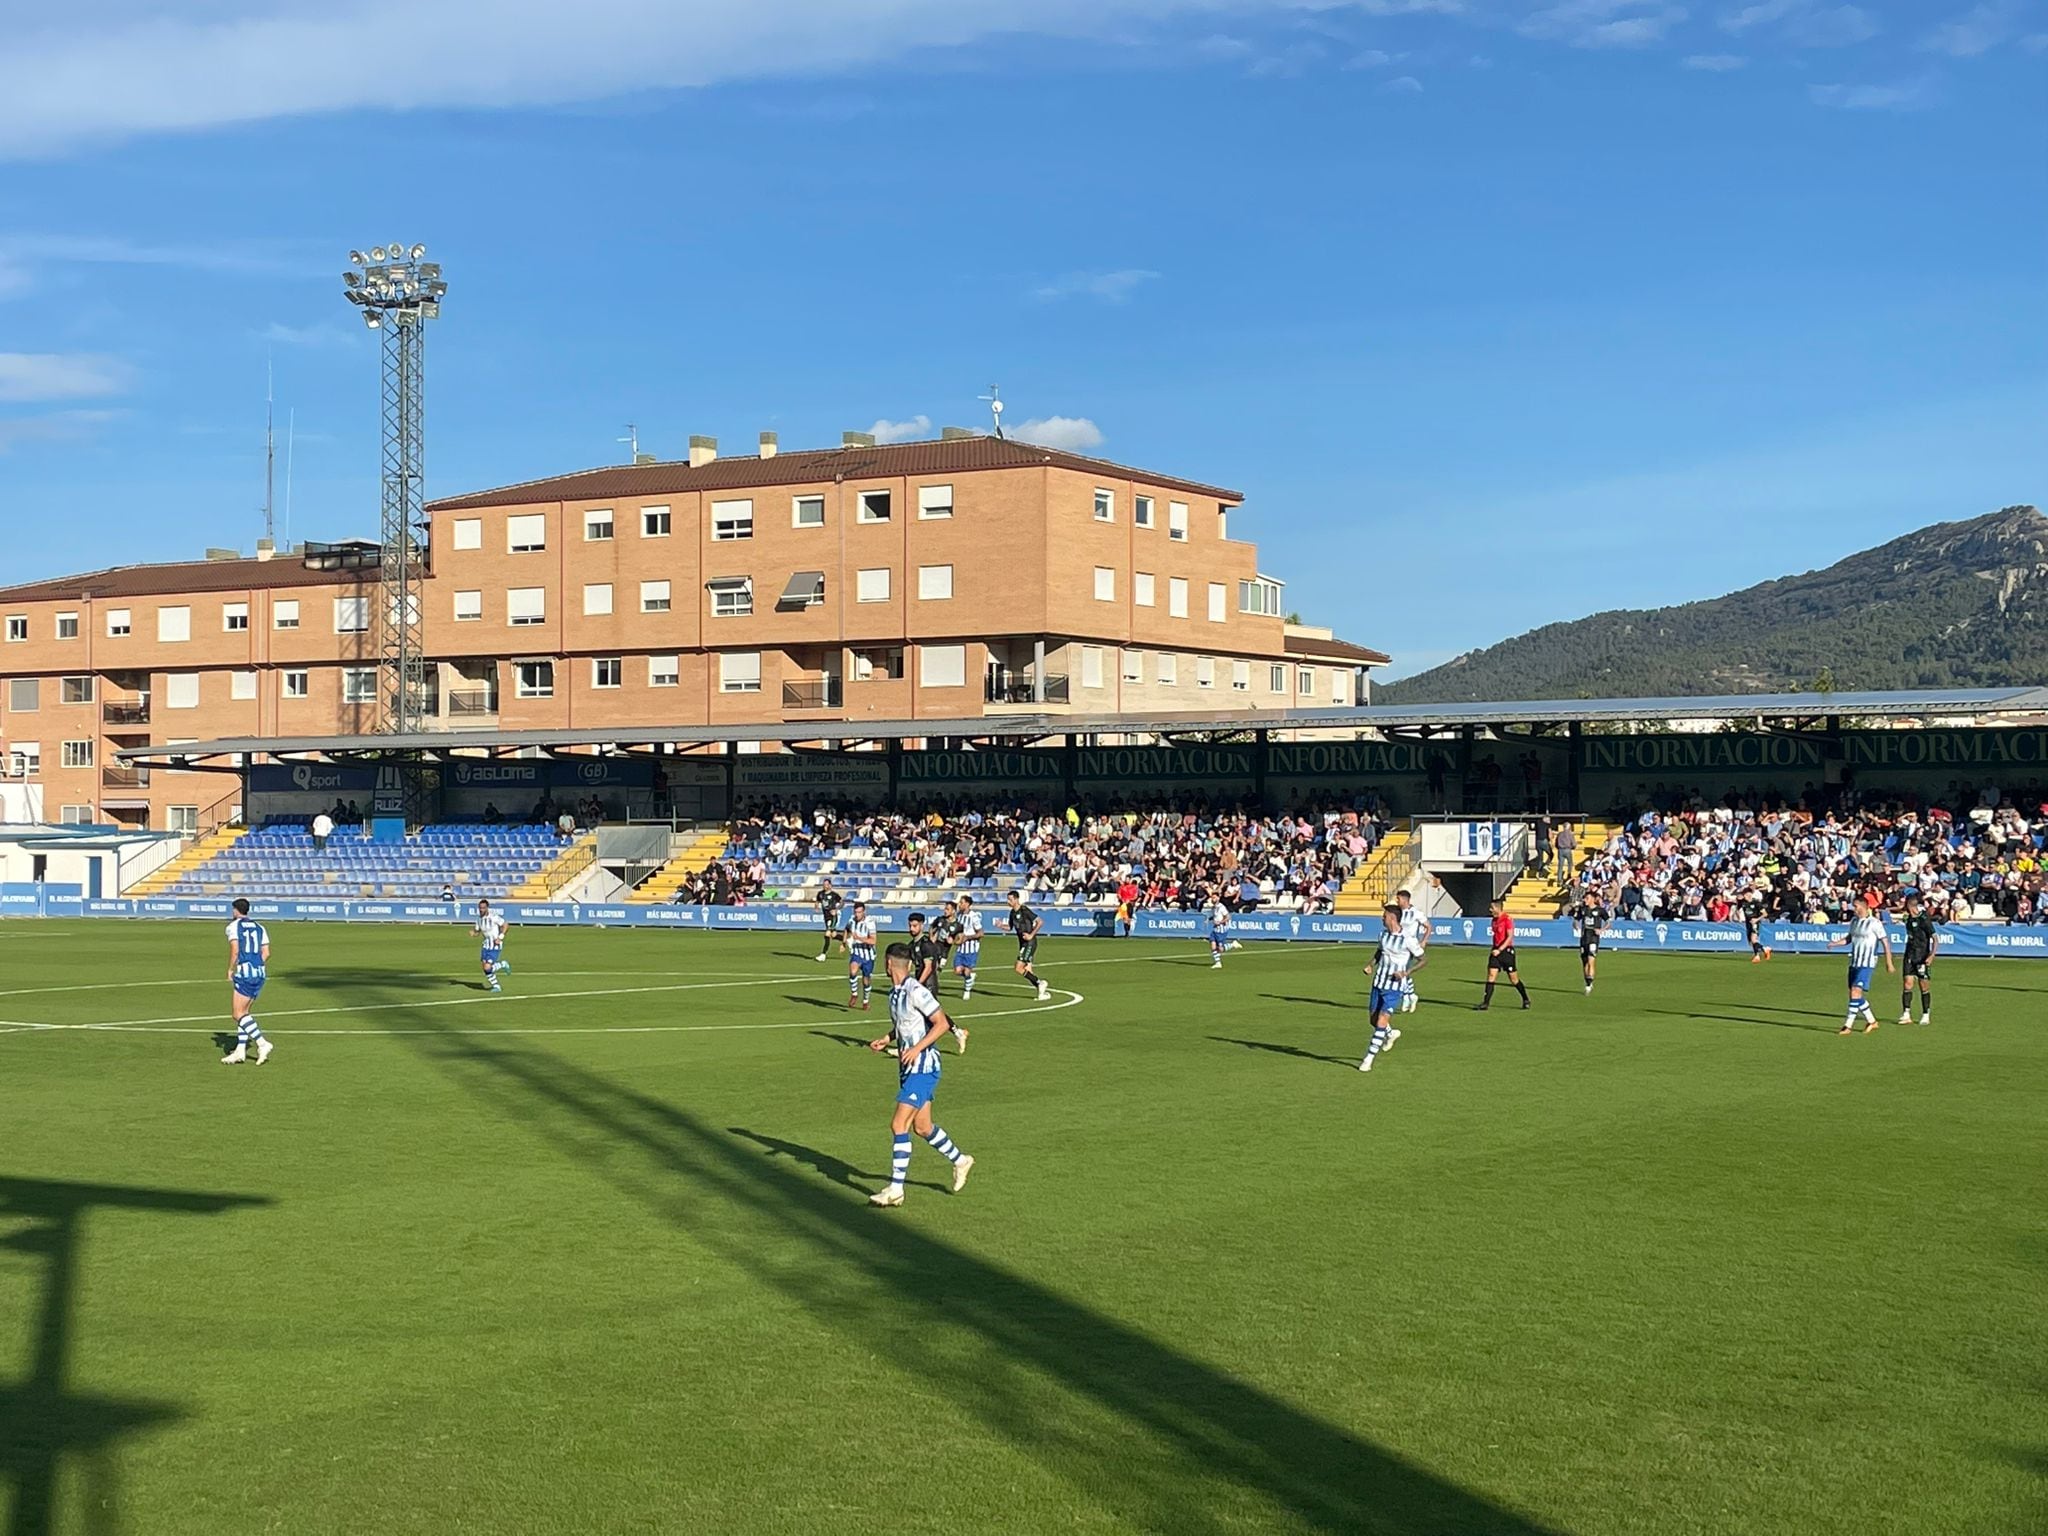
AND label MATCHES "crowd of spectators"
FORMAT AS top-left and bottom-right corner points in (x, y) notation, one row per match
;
(1565, 792), (2048, 926)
